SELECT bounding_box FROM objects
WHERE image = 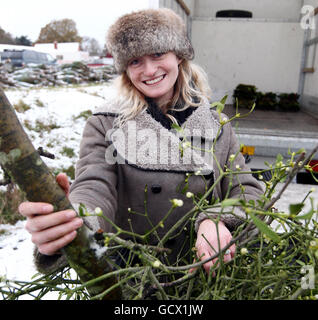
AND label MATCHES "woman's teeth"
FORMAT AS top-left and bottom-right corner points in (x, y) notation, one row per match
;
(145, 75), (164, 85)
